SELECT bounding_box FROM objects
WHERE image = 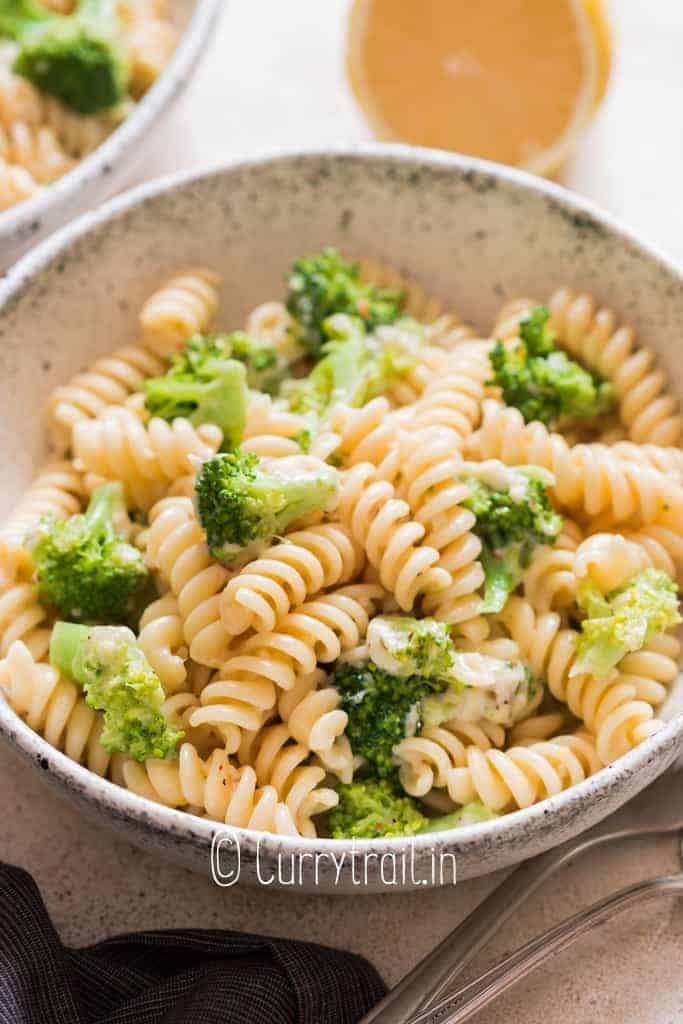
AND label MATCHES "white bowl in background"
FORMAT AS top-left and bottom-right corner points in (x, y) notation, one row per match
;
(1, 147), (682, 892)
(0, 0), (223, 270)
